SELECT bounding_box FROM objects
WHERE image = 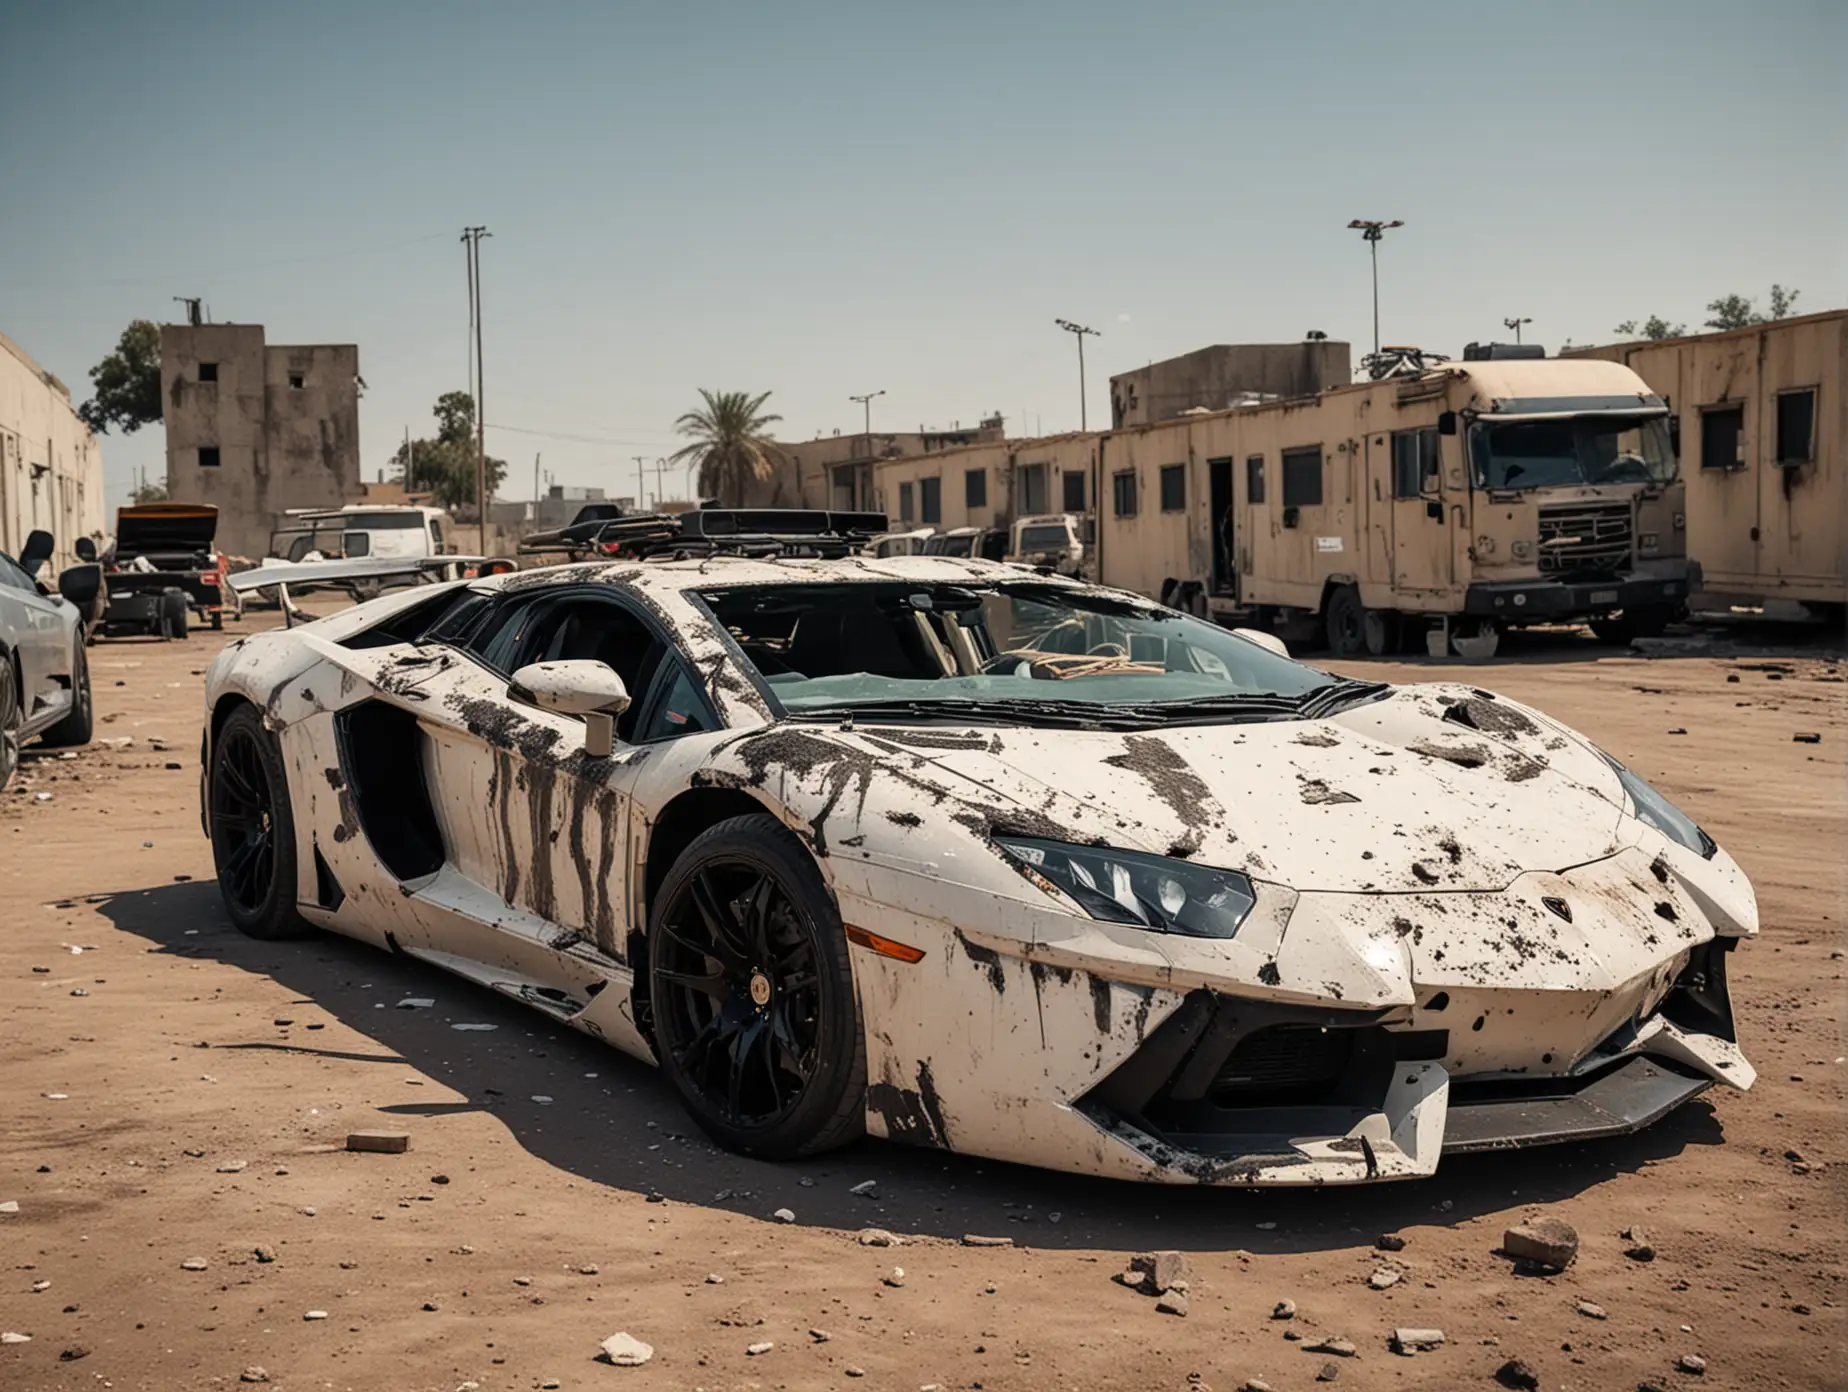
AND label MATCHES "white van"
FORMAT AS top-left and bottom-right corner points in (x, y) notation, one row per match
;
(1006, 513), (1085, 575)
(271, 506), (453, 563)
